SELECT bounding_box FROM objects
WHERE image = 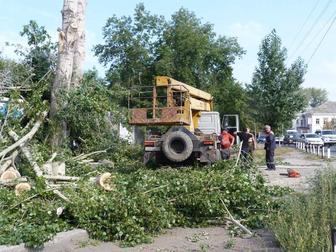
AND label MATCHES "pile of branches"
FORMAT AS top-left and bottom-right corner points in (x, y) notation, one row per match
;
(0, 159), (290, 248)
